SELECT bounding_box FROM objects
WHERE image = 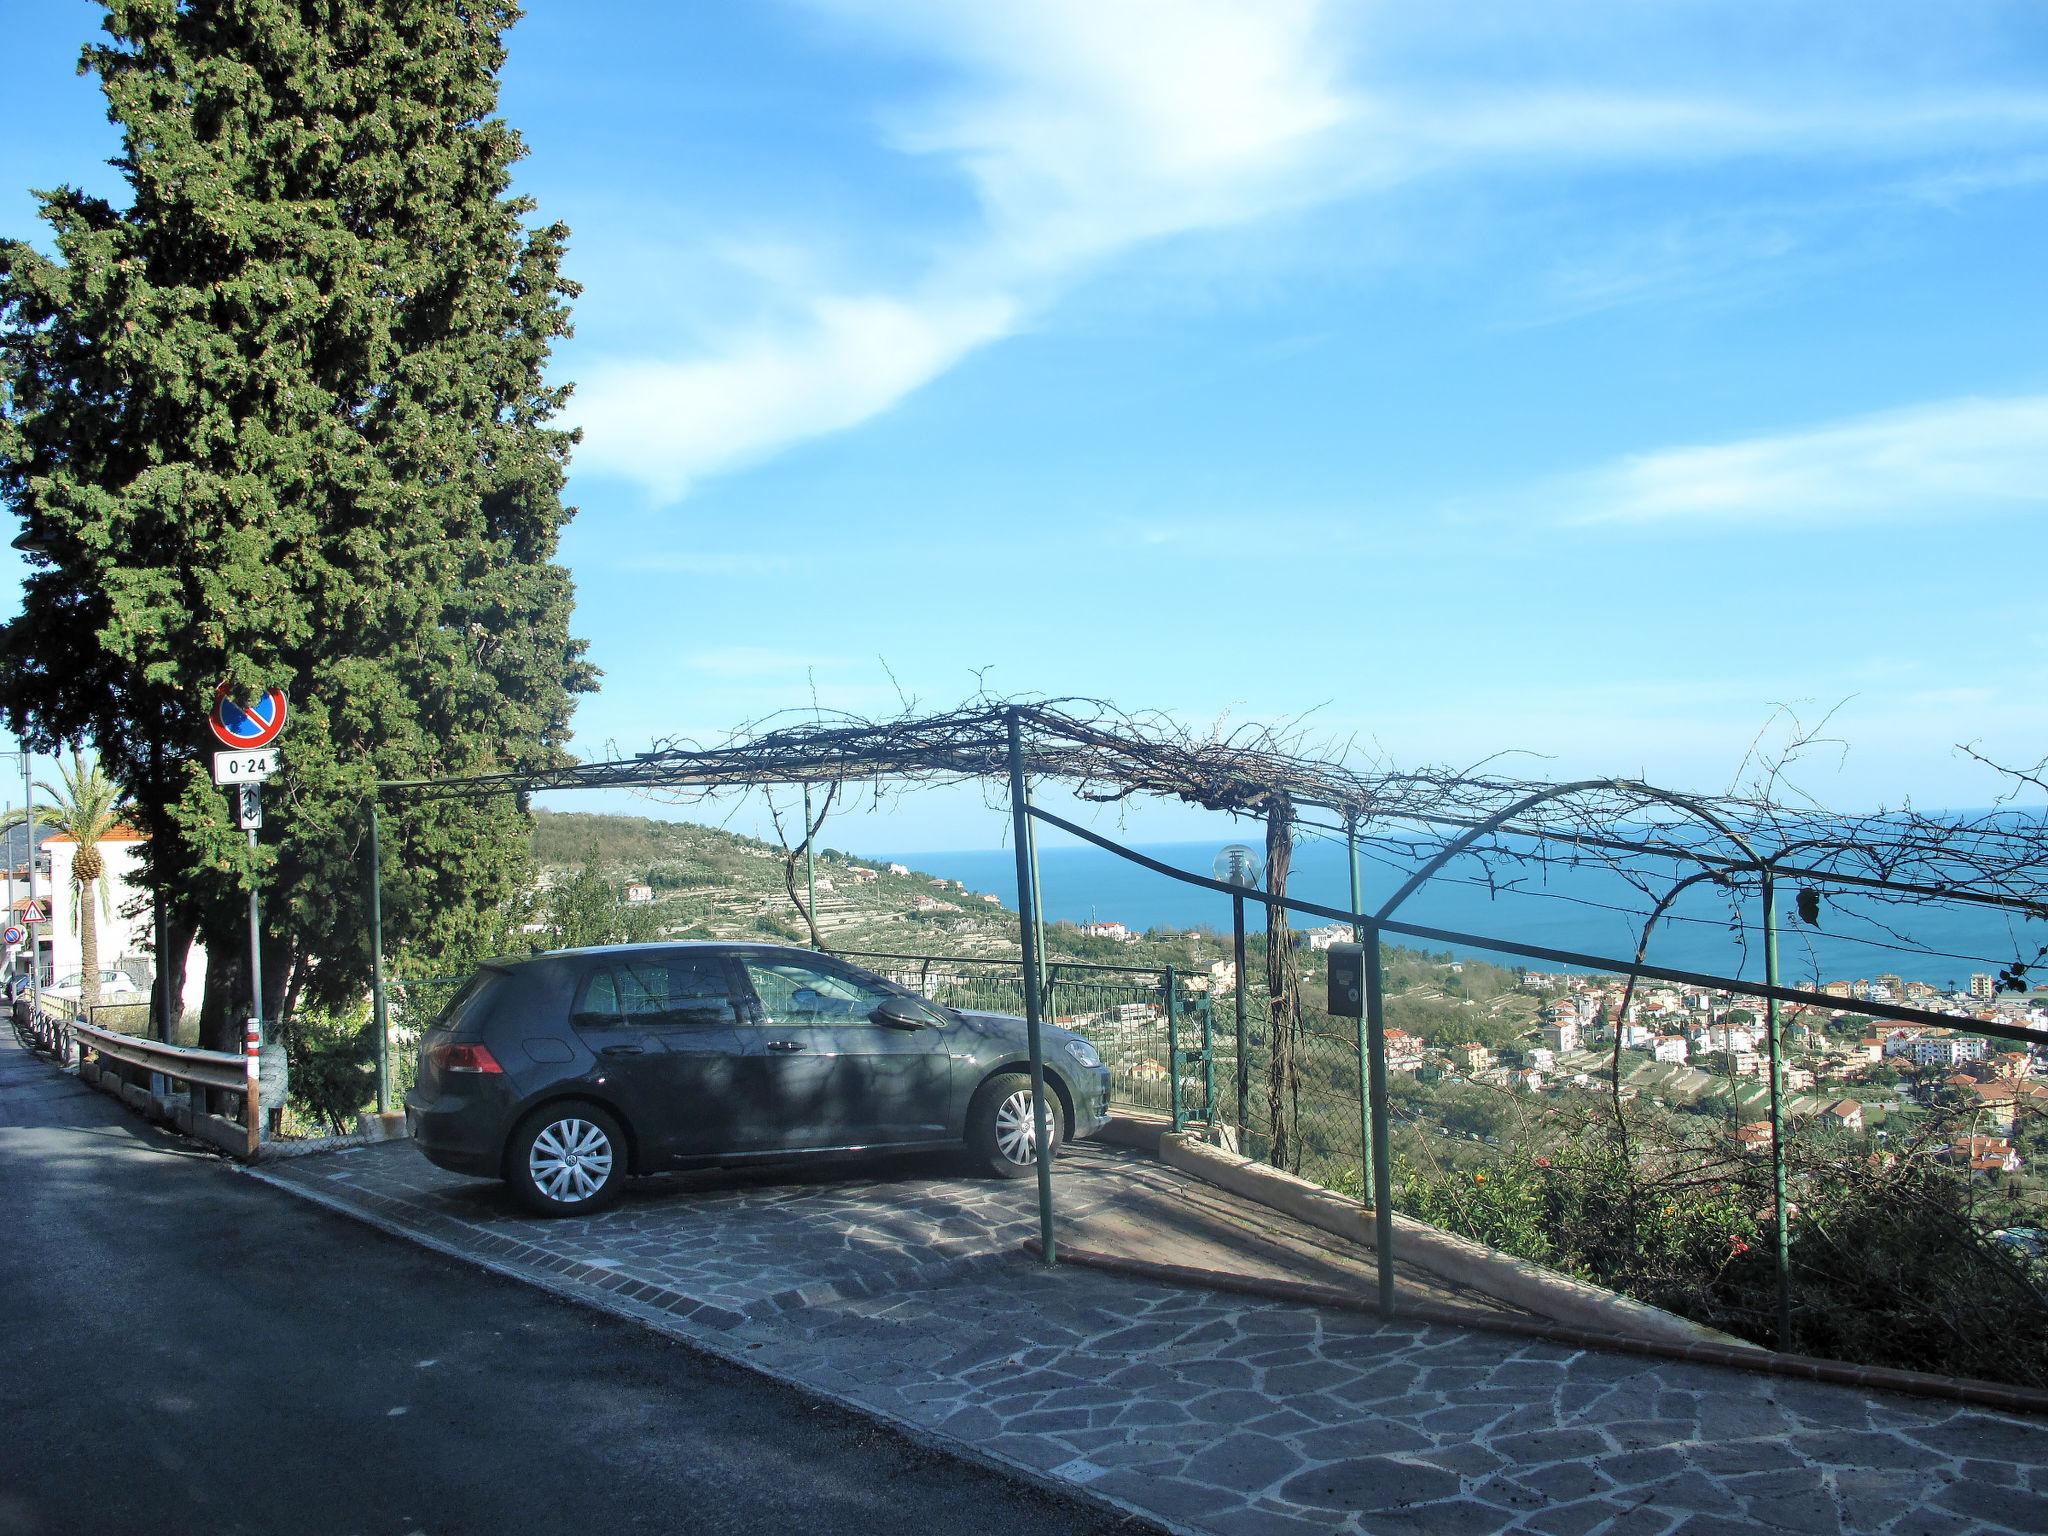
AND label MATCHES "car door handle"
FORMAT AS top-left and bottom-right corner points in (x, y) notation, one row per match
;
(599, 1044), (645, 1057)
(765, 1039), (805, 1053)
